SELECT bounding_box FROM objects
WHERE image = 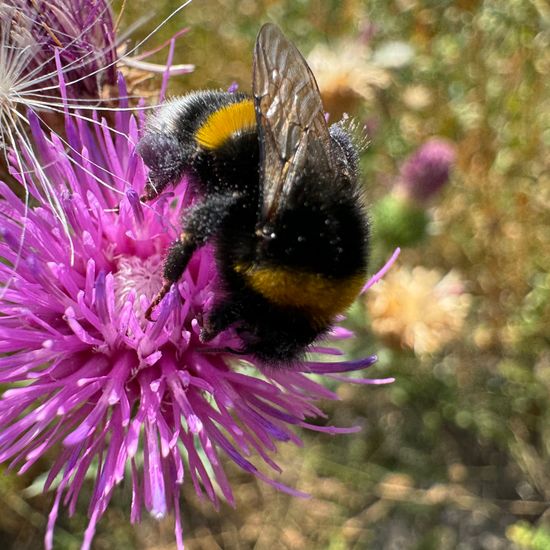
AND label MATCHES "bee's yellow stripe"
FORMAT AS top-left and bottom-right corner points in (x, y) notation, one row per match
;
(235, 264), (365, 325)
(195, 99), (256, 150)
